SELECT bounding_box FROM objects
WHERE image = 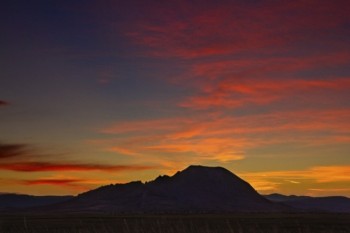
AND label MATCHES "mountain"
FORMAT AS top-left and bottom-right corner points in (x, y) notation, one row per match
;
(265, 194), (350, 213)
(0, 193), (73, 210)
(50, 165), (287, 213)
(4, 166), (349, 214)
